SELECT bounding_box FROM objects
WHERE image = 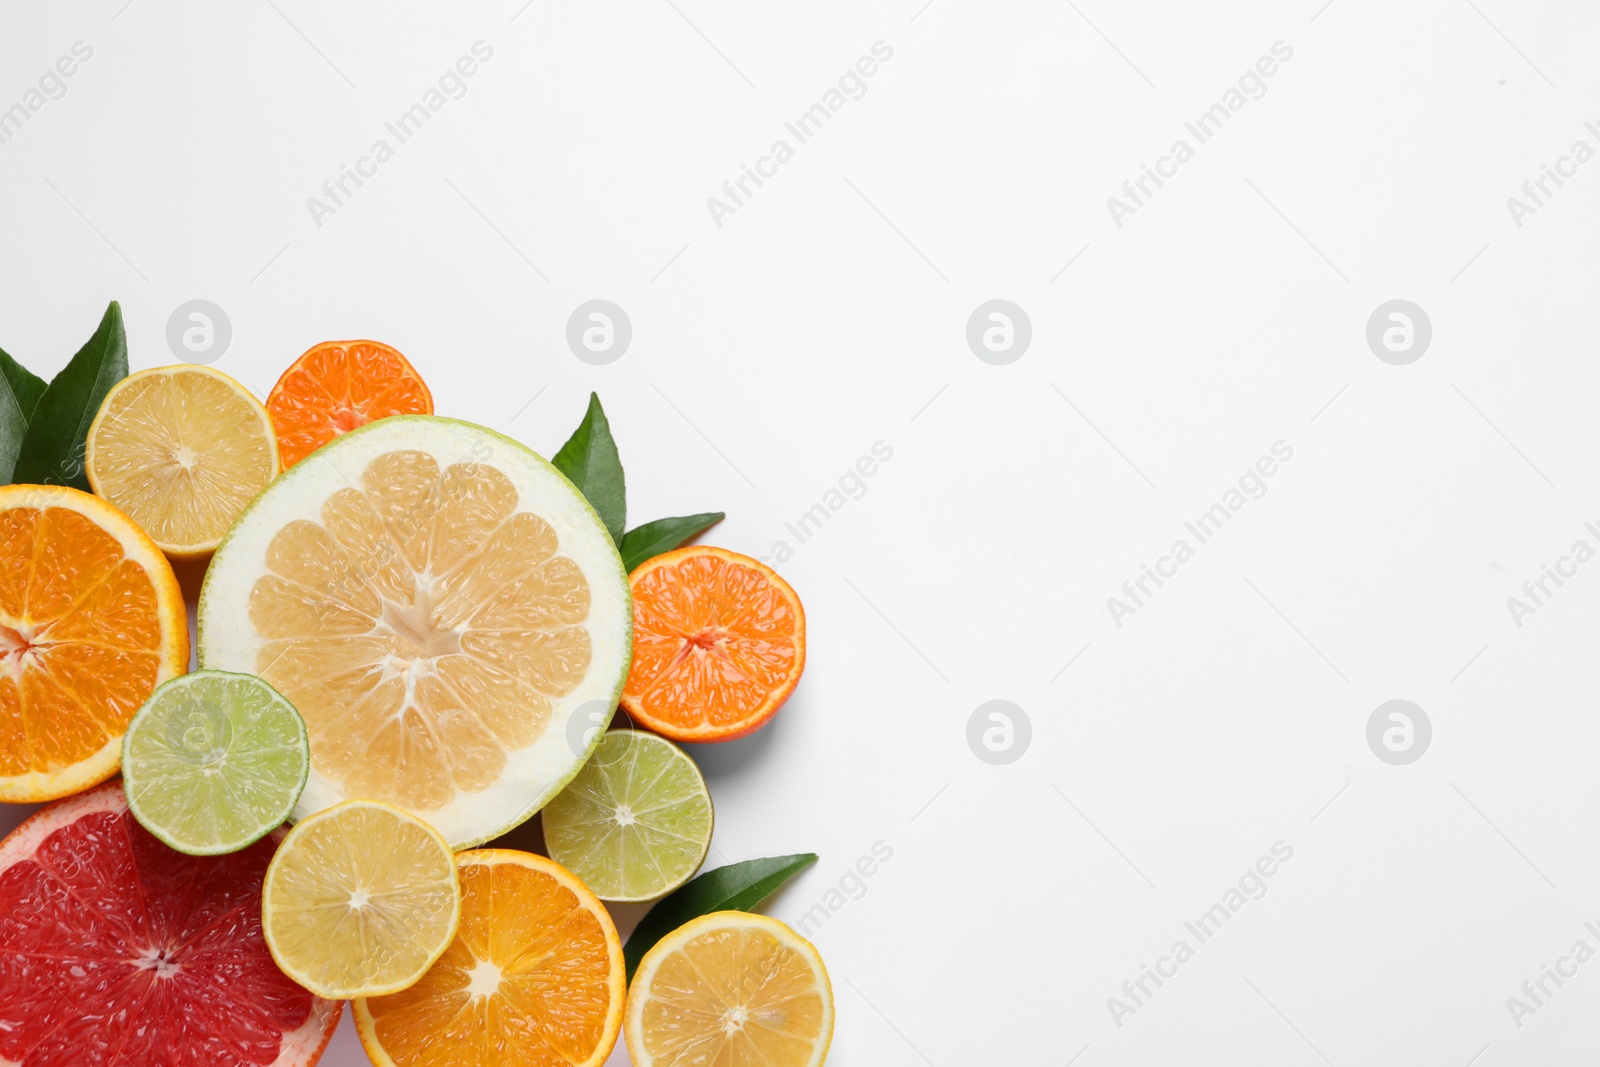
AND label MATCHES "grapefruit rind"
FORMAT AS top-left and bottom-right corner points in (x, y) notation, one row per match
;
(196, 415), (632, 849)
(0, 781), (344, 1067)
(351, 848), (626, 1067)
(0, 485), (189, 804)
